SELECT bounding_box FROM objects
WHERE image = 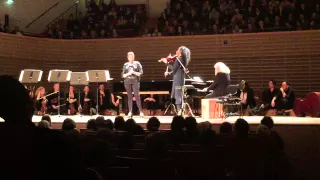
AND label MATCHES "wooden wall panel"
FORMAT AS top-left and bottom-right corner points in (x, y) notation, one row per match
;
(0, 30), (320, 97)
